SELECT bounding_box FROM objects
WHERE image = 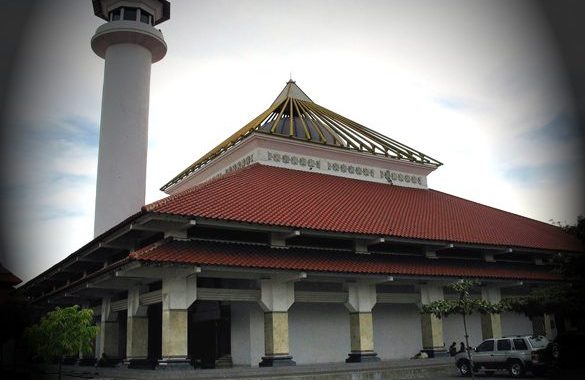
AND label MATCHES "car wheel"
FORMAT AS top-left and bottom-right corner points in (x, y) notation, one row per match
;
(508, 360), (525, 378)
(457, 360), (472, 377)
